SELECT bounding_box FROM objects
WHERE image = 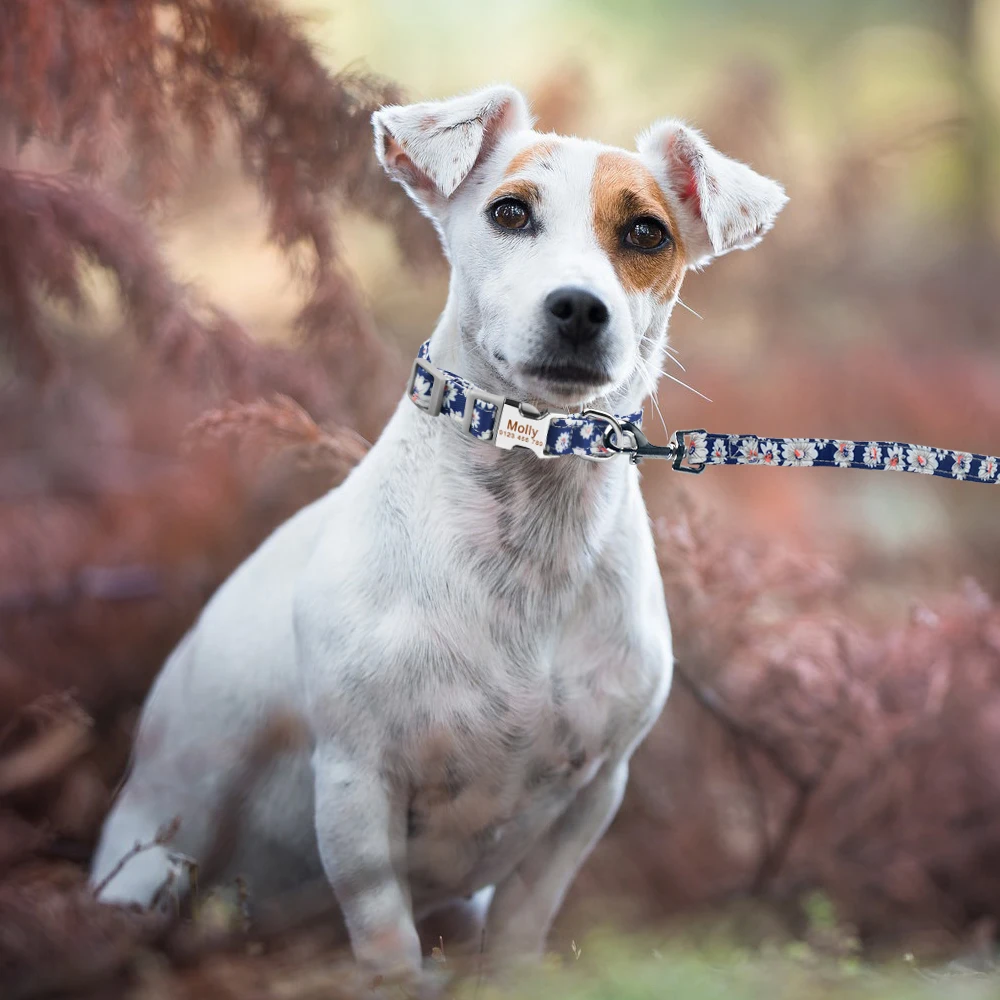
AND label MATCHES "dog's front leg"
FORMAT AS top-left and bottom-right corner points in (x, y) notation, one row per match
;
(312, 745), (421, 982)
(485, 760), (629, 962)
